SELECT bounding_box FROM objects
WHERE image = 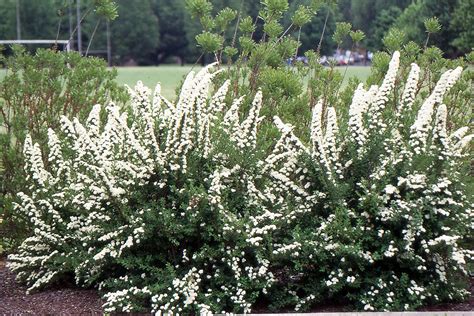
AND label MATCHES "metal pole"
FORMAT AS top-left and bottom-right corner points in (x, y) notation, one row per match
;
(106, 21), (112, 66)
(16, 0), (21, 40)
(68, 0), (74, 50)
(76, 0), (82, 54)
